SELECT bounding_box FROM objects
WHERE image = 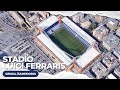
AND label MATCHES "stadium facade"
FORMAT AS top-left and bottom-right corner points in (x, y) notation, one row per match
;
(35, 15), (101, 73)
